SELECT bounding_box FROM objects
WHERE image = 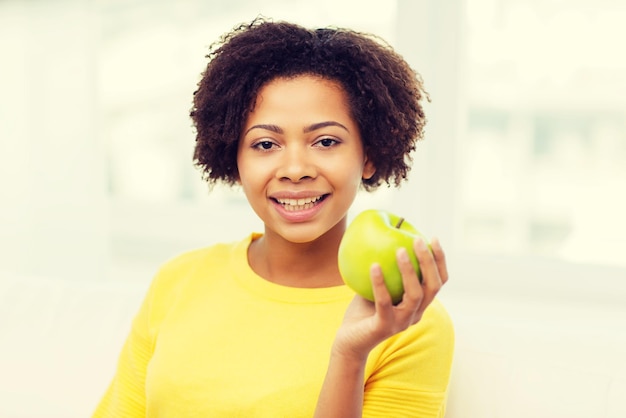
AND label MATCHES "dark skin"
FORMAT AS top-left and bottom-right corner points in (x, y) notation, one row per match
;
(247, 217), (348, 288)
(235, 74), (448, 417)
(314, 236), (448, 418)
